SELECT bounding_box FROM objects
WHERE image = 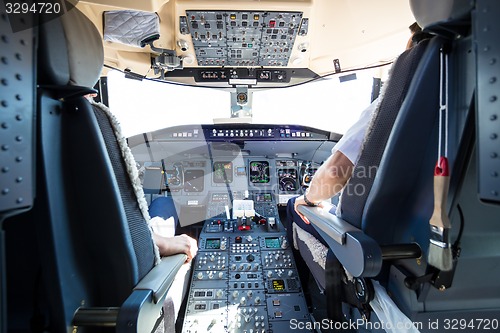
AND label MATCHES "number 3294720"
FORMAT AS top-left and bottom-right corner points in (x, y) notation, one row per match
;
(5, 2), (61, 14)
